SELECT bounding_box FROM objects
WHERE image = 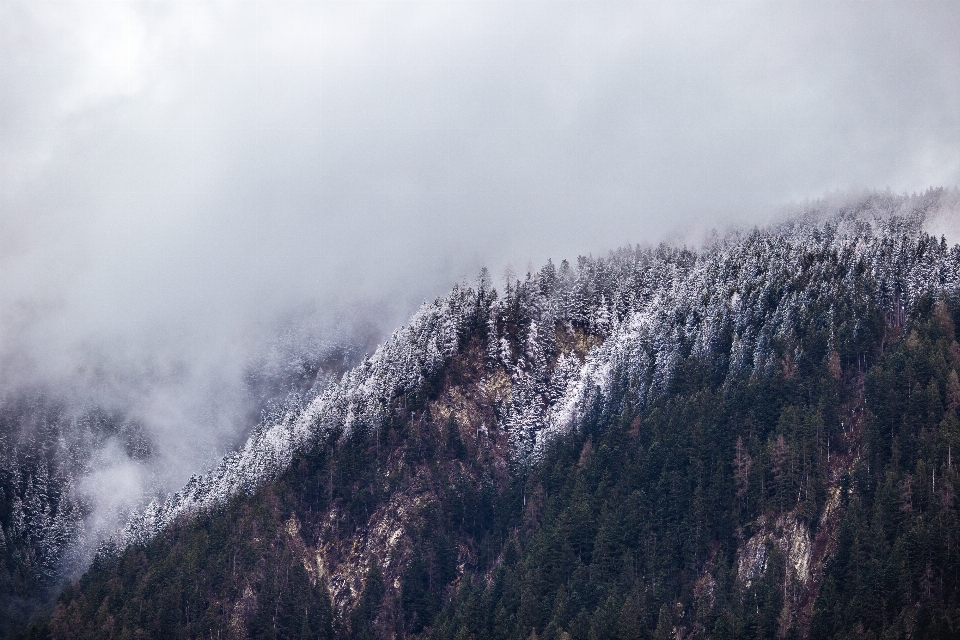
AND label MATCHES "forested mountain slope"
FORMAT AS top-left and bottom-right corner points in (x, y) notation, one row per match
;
(0, 337), (367, 634)
(19, 190), (960, 639)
